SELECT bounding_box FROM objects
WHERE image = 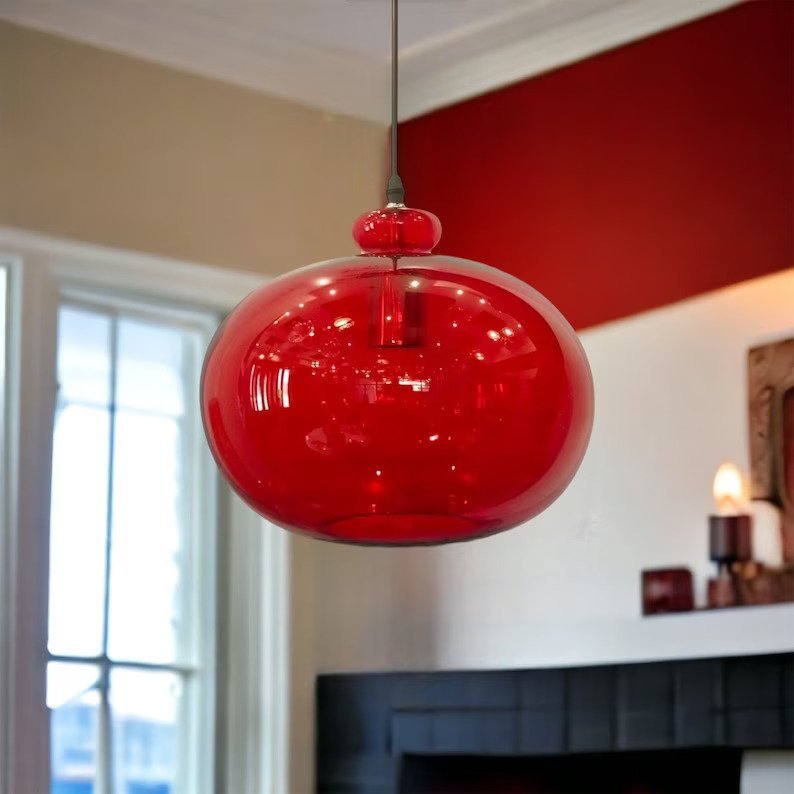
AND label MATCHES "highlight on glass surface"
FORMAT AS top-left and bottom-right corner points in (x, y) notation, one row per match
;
(201, 208), (594, 545)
